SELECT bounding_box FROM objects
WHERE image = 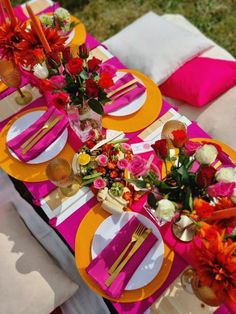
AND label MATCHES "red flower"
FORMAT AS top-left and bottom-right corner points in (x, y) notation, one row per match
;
(62, 46), (71, 63)
(98, 72), (114, 89)
(151, 139), (168, 160)
(39, 79), (55, 92)
(196, 165), (216, 188)
(88, 57), (101, 72)
(194, 198), (215, 219)
(51, 91), (69, 108)
(66, 57), (83, 75)
(85, 79), (99, 98)
(171, 129), (187, 148)
(79, 43), (89, 59)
